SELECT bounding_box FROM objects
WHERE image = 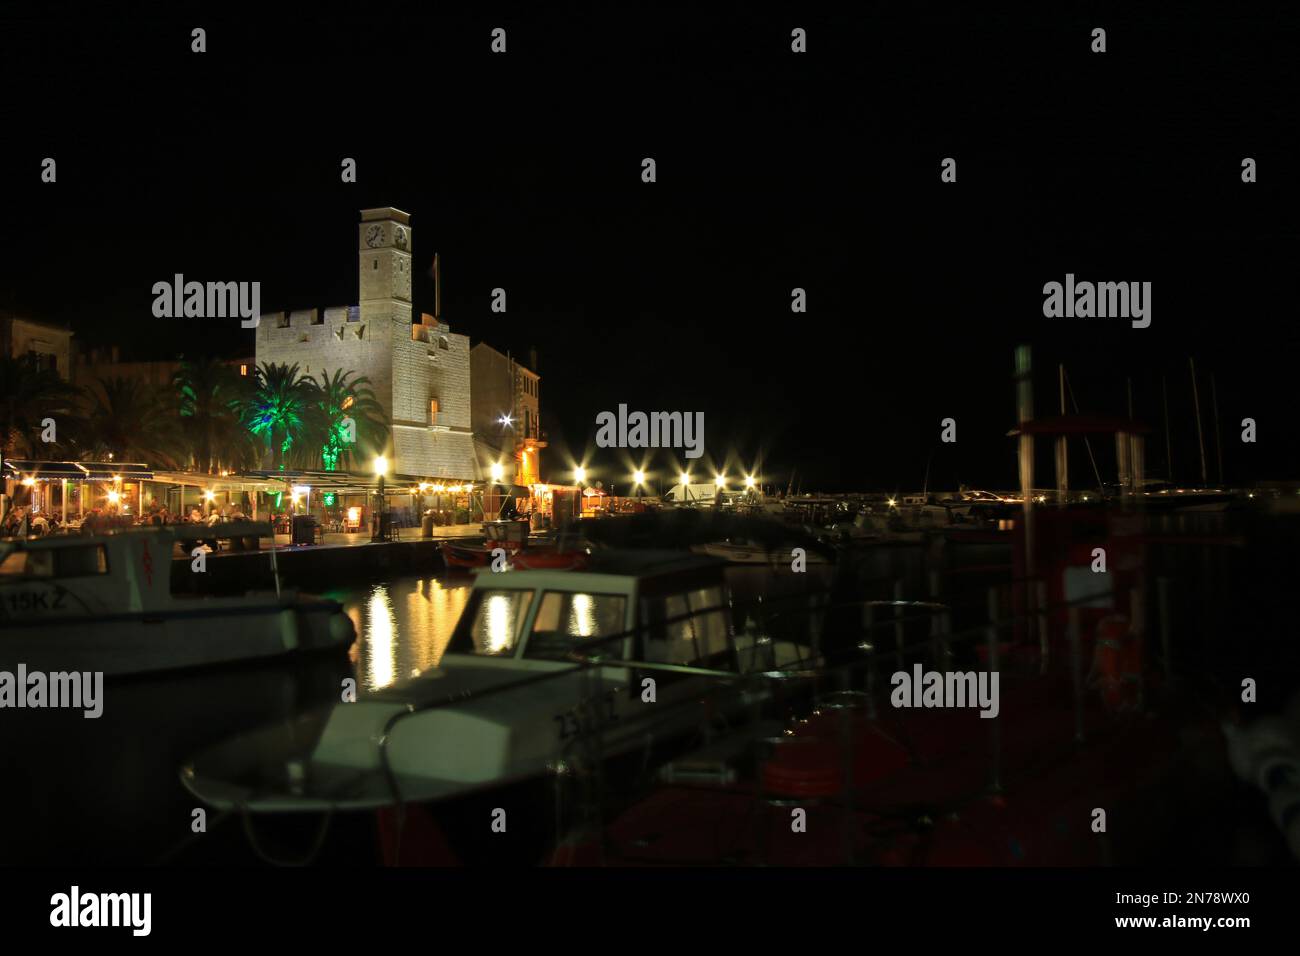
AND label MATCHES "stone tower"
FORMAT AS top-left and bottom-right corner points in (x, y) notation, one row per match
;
(254, 207), (480, 480)
(358, 207), (413, 422)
